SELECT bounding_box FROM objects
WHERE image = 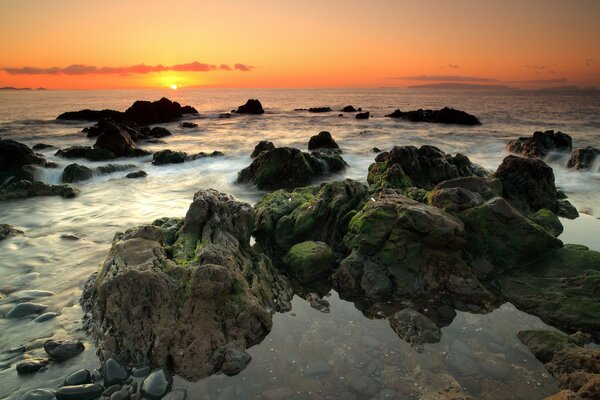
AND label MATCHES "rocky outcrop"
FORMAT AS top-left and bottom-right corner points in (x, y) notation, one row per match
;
(93, 123), (149, 158)
(506, 130), (572, 158)
(493, 155), (577, 218)
(308, 107), (332, 113)
(235, 99), (264, 114)
(0, 224), (23, 241)
(518, 330), (600, 399)
(308, 131), (340, 152)
(567, 146), (599, 170)
(341, 105), (358, 112)
(251, 141), (275, 158)
(81, 190), (291, 380)
(56, 109), (123, 122)
(368, 145), (488, 190)
(56, 146), (118, 161)
(355, 111), (370, 119)
(236, 147), (346, 190)
(151, 149), (223, 165)
(62, 164), (93, 183)
(0, 139), (48, 182)
(386, 107), (481, 125)
(0, 180), (79, 201)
